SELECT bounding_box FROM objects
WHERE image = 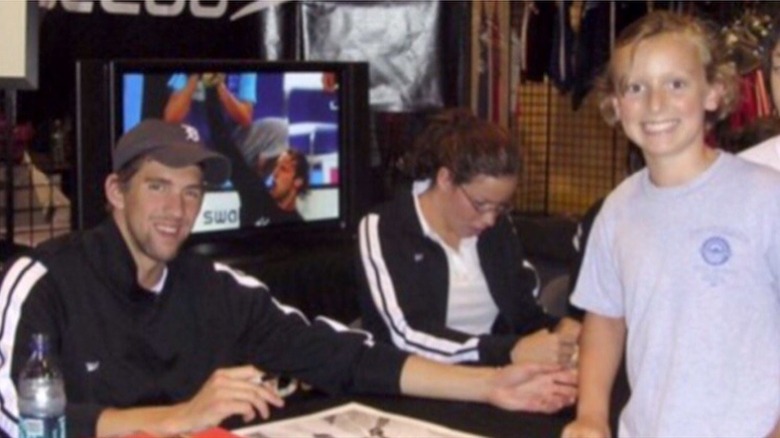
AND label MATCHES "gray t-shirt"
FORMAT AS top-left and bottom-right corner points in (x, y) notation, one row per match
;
(572, 153), (780, 437)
